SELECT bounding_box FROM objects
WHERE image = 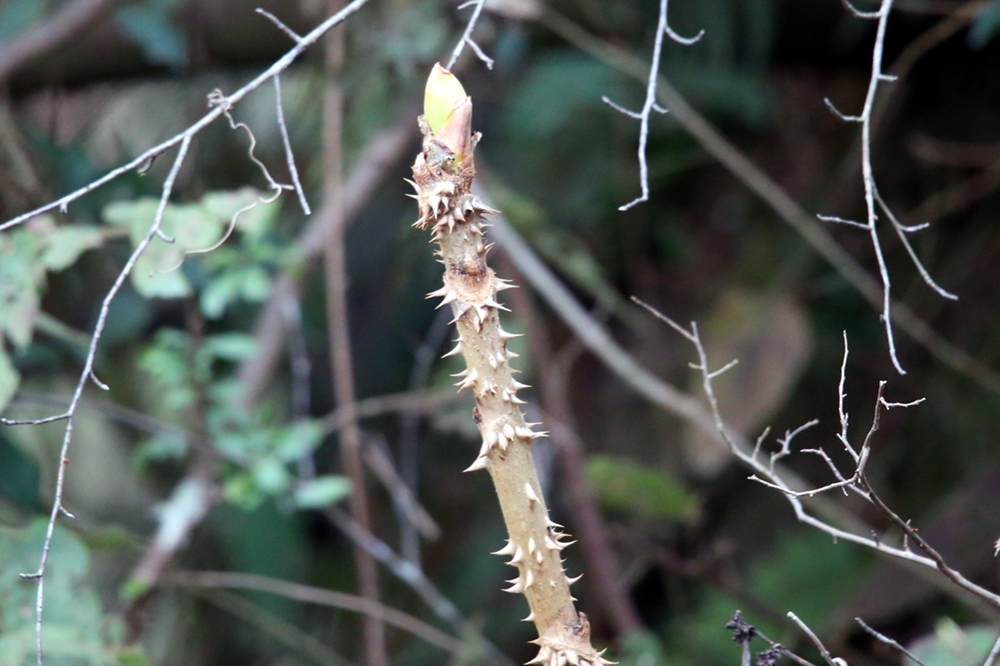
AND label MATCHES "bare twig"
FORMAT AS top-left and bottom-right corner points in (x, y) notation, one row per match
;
(820, 0), (959, 374)
(256, 8), (304, 43)
(726, 611), (818, 666)
(1, 4), (378, 664)
(0, 0), (372, 233)
(446, 0), (493, 70)
(540, 8), (1000, 396)
(162, 571), (464, 655)
(855, 617), (926, 666)
(787, 612), (847, 666)
(602, 0), (702, 212)
(197, 589), (354, 666)
(984, 632), (1000, 666)
(321, 1), (386, 662)
(322, 507), (516, 666)
(273, 75), (311, 215)
(9, 135), (191, 666)
(633, 297), (1000, 612)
